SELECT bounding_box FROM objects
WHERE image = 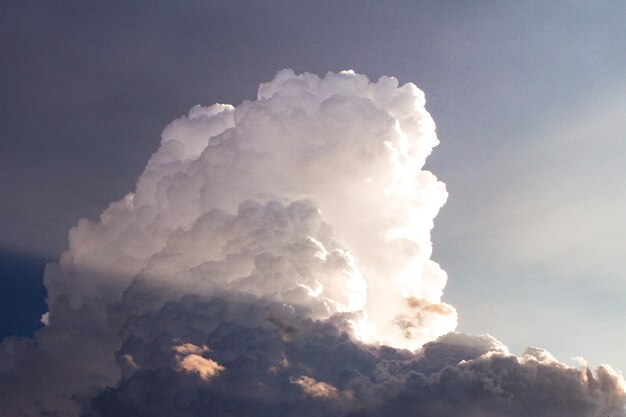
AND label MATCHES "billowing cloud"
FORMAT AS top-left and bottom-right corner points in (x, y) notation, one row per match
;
(85, 296), (625, 417)
(0, 70), (624, 417)
(41, 68), (453, 348)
